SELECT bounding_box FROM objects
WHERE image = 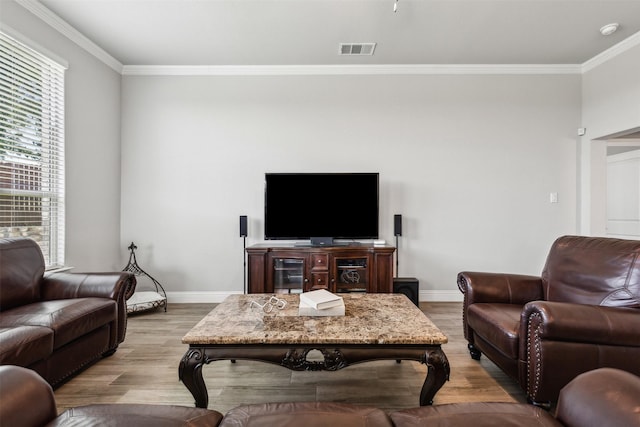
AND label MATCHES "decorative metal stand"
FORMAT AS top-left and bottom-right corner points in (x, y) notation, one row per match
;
(123, 242), (167, 313)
